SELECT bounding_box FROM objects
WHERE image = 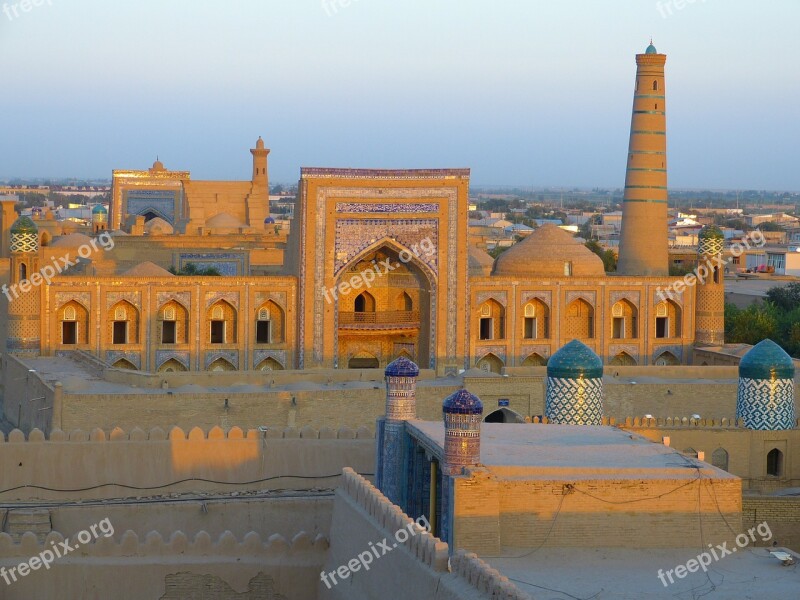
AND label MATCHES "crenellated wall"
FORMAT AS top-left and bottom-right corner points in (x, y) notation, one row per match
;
(0, 528), (326, 599)
(319, 468), (530, 600)
(0, 425), (374, 501)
